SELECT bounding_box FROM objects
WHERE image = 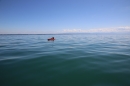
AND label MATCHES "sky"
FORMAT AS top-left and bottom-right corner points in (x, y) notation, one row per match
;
(0, 0), (130, 34)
